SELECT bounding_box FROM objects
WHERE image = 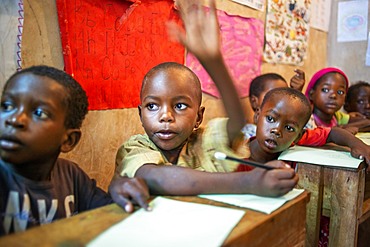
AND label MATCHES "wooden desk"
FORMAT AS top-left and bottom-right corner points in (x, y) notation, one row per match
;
(0, 192), (309, 247)
(296, 162), (369, 247)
